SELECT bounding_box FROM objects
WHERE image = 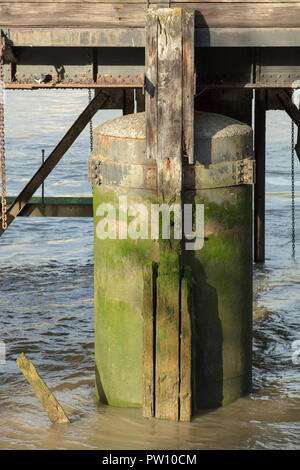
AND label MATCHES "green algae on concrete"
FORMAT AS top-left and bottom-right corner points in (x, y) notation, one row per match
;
(92, 111), (253, 411)
(94, 185), (158, 407)
(184, 186), (252, 409)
